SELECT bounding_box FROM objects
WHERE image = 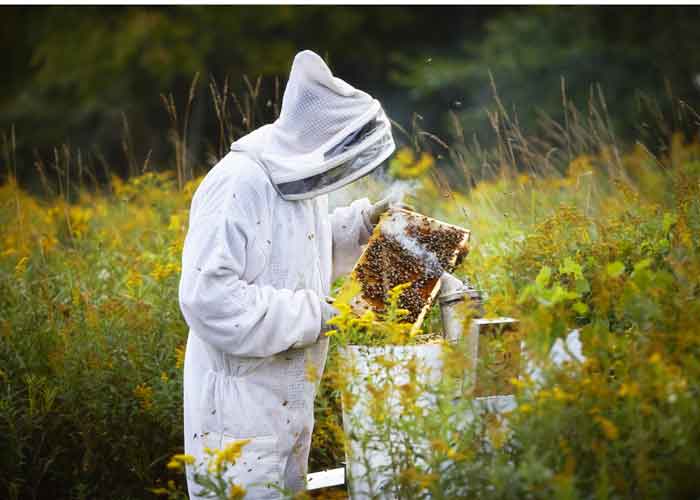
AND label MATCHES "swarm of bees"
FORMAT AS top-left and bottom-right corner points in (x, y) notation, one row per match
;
(352, 208), (470, 328)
